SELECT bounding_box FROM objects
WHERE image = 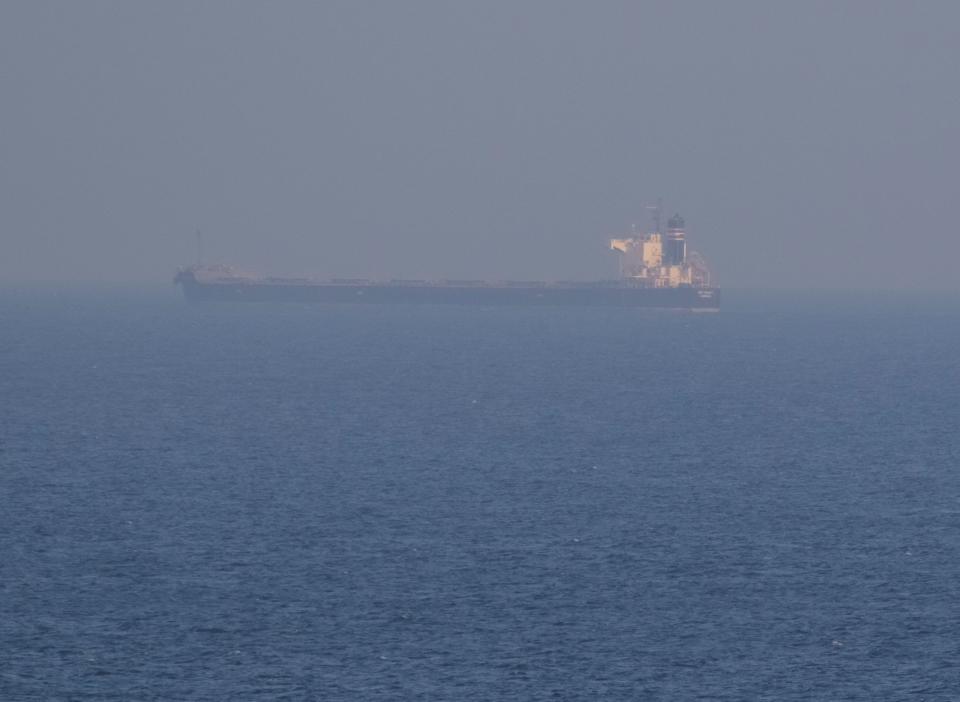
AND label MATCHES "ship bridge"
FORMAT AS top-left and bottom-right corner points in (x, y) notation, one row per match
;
(609, 208), (711, 288)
